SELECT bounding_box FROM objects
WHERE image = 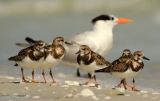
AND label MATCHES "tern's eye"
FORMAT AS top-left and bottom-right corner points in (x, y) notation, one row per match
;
(111, 17), (114, 20)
